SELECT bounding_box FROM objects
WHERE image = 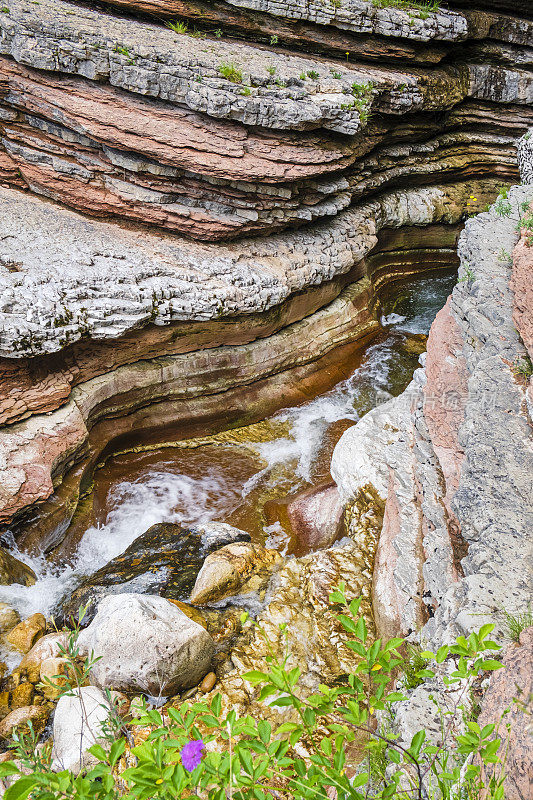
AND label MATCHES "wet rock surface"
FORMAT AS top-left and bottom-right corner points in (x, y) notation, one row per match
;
(0, 548), (35, 587)
(189, 542), (282, 606)
(57, 521), (251, 625)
